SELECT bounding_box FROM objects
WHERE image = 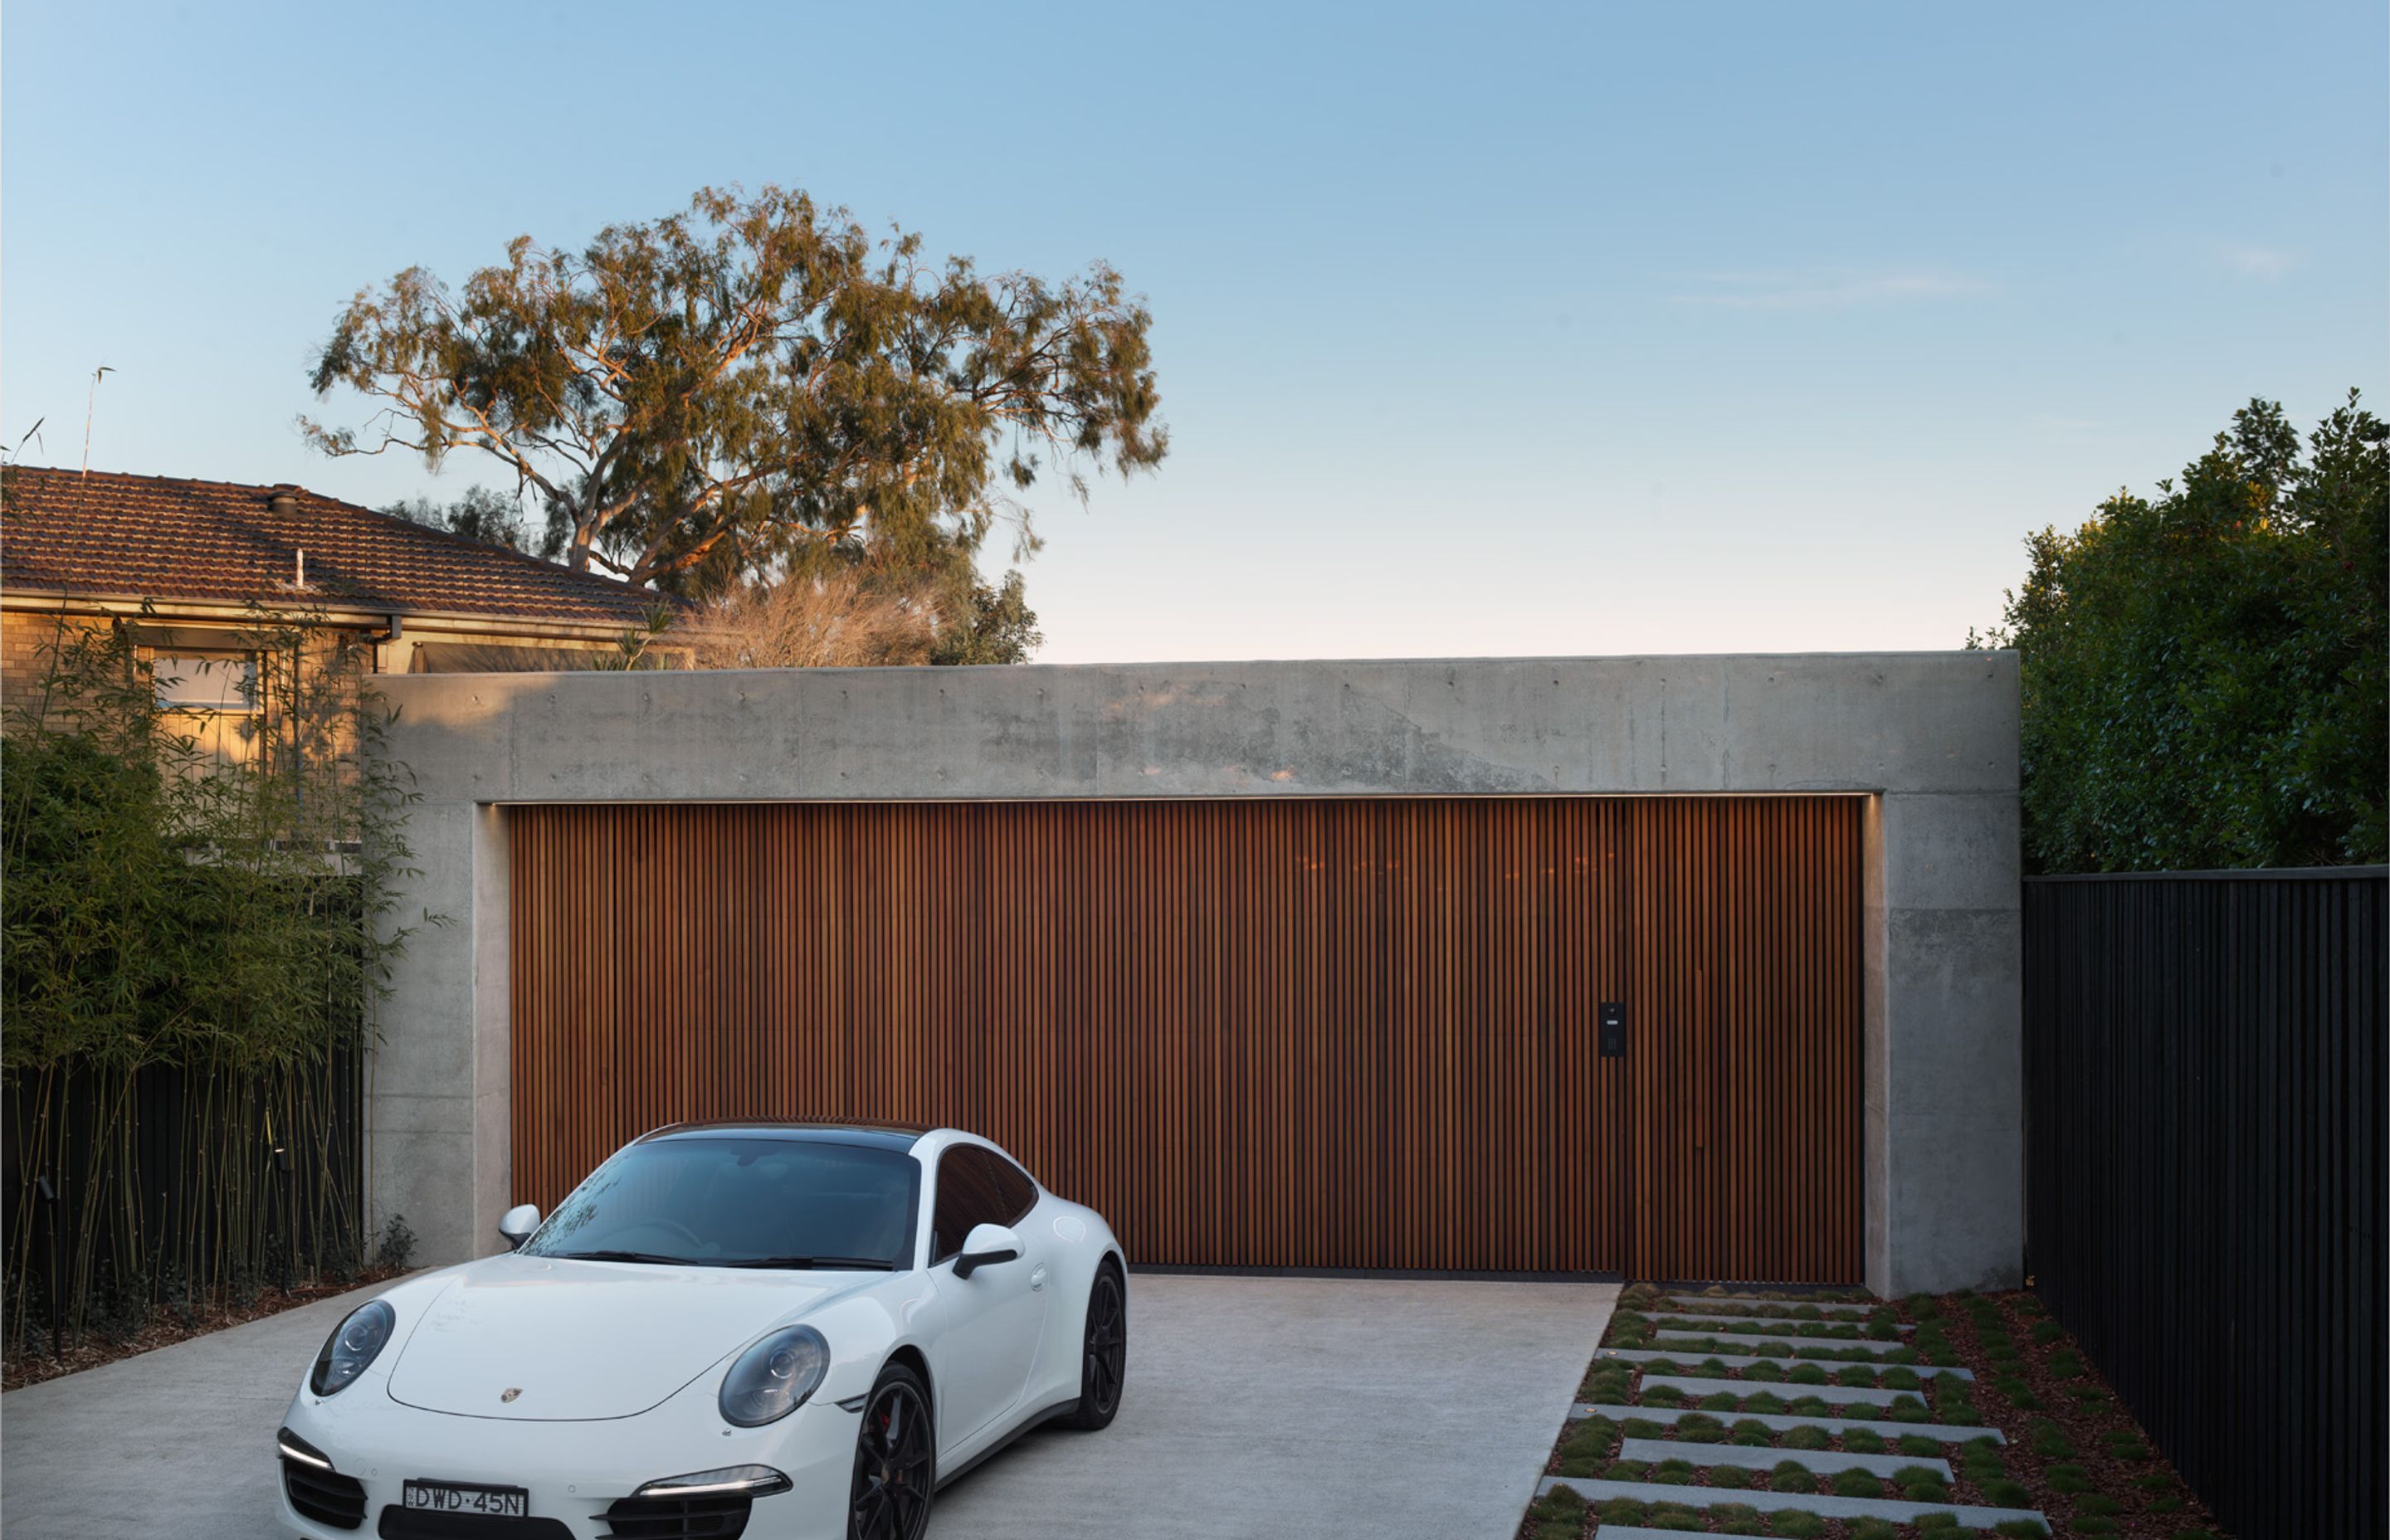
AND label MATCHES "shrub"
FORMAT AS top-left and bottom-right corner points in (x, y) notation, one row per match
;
(1700, 1391), (1741, 1411)
(1843, 1427), (1887, 1453)
(2047, 1464), (2094, 1494)
(1709, 1464), (1753, 1489)
(1785, 1396), (1830, 1416)
(1768, 1460), (1819, 1493)
(1831, 1468), (1884, 1497)
(1783, 1425), (1831, 1450)
(1769, 1511), (1827, 1539)
(1898, 1434), (1944, 1458)
(1742, 1391), (1787, 1414)
(1641, 1386), (1688, 1408)
(1836, 1363), (1879, 1387)
(1983, 1478), (2036, 1506)
(1603, 1459), (1648, 1480)
(1788, 1363), (1829, 1386)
